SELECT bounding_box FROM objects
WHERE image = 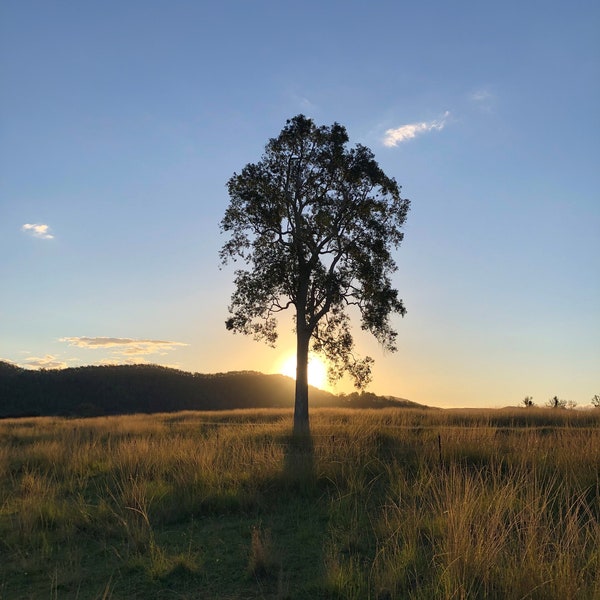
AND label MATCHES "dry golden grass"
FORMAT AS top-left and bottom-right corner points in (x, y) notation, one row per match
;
(0, 407), (598, 598)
